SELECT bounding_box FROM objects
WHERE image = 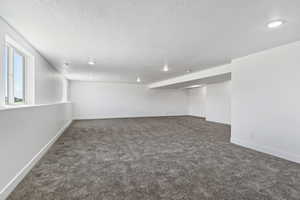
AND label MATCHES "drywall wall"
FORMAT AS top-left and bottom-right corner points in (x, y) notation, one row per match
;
(70, 81), (188, 119)
(187, 81), (231, 124)
(187, 87), (206, 118)
(0, 17), (66, 105)
(149, 64), (231, 88)
(0, 18), (72, 199)
(231, 41), (300, 163)
(0, 103), (72, 199)
(206, 81), (231, 124)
